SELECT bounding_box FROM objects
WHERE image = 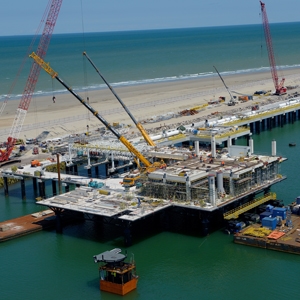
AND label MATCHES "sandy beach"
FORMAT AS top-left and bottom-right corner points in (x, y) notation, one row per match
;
(1, 68), (300, 142)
